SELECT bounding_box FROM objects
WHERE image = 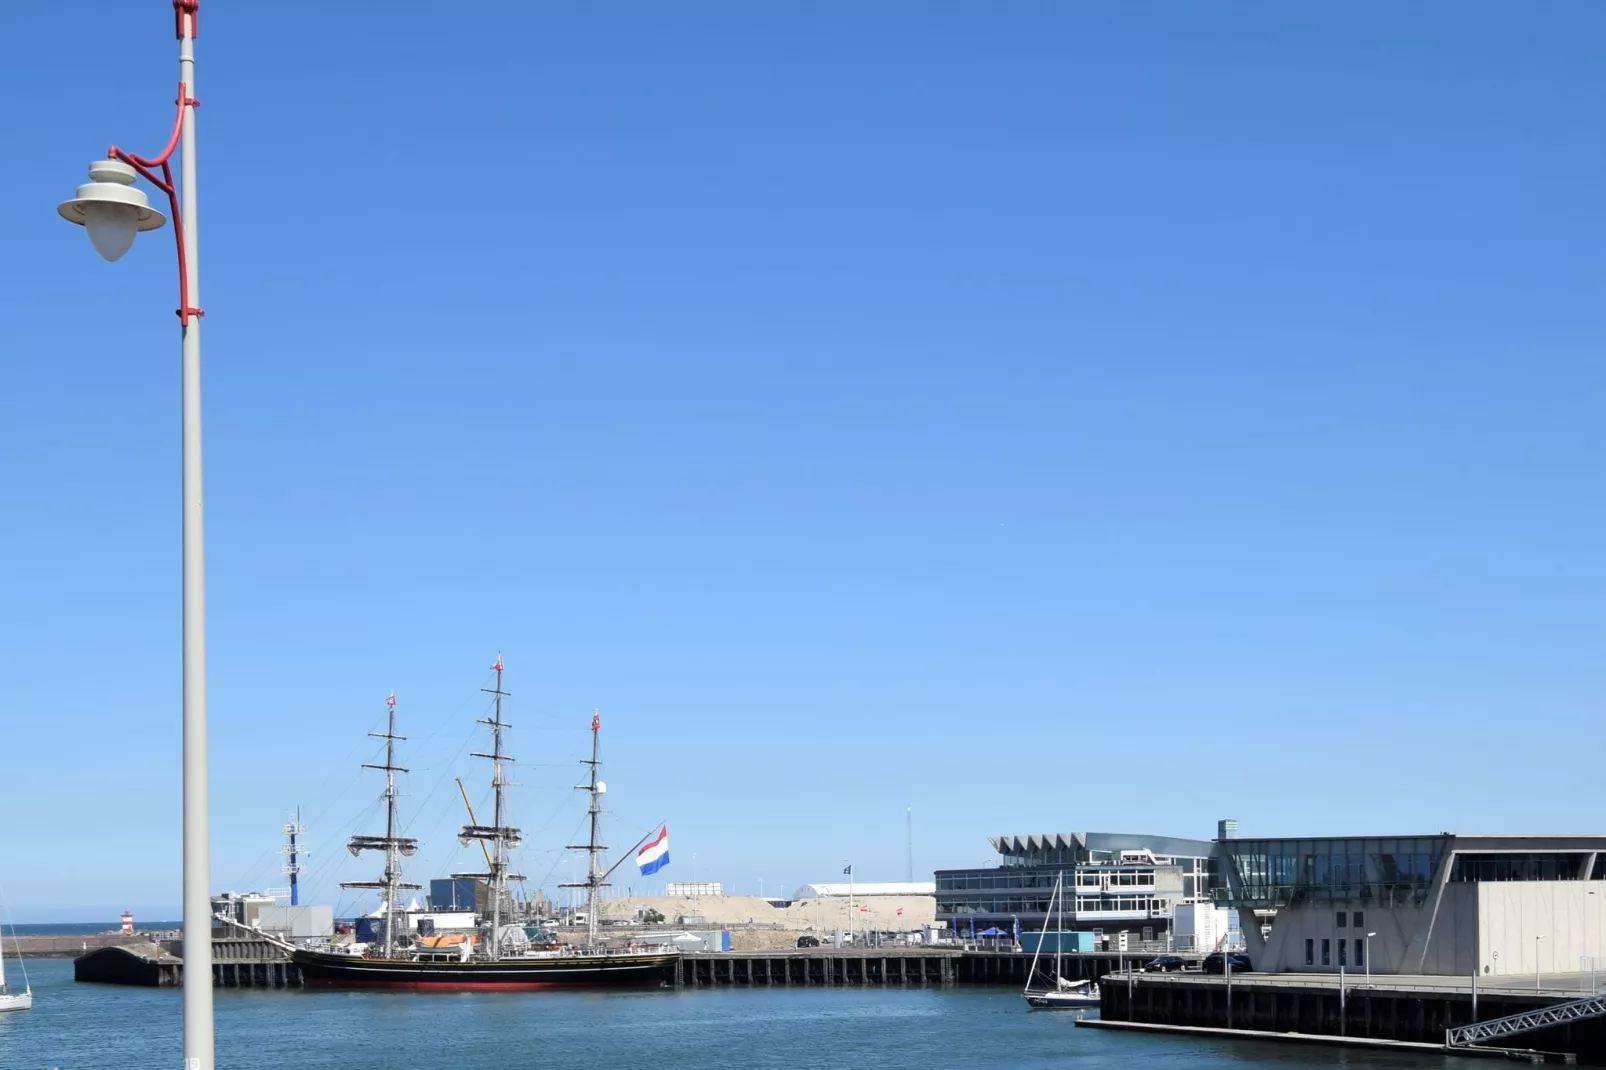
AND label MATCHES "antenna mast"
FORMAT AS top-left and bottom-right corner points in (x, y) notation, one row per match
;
(561, 711), (607, 949)
(283, 808), (305, 906)
(340, 691), (421, 958)
(458, 654), (523, 961)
